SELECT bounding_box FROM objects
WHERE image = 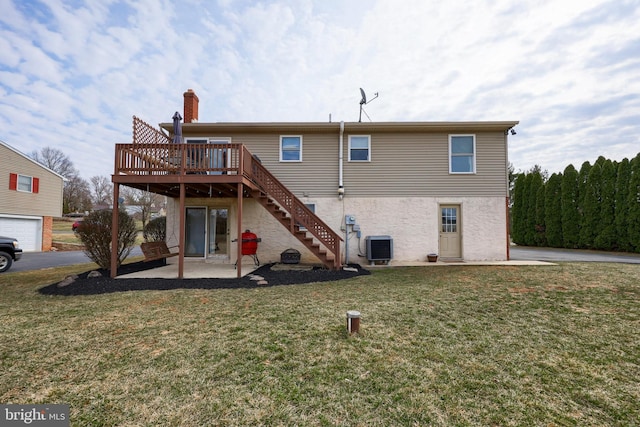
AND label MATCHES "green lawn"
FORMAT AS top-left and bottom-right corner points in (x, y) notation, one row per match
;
(1, 263), (638, 426)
